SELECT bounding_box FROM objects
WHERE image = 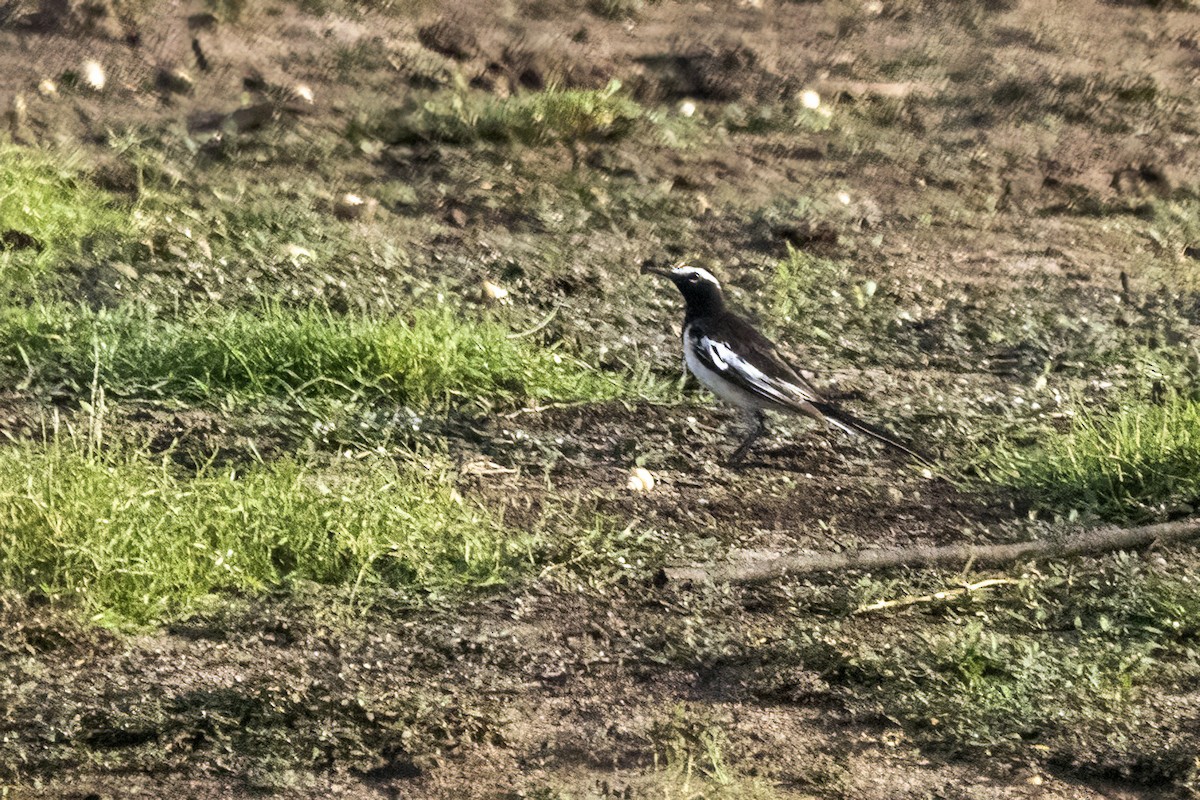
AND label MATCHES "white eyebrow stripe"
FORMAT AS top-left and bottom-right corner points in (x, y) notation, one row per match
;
(671, 266), (721, 287)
